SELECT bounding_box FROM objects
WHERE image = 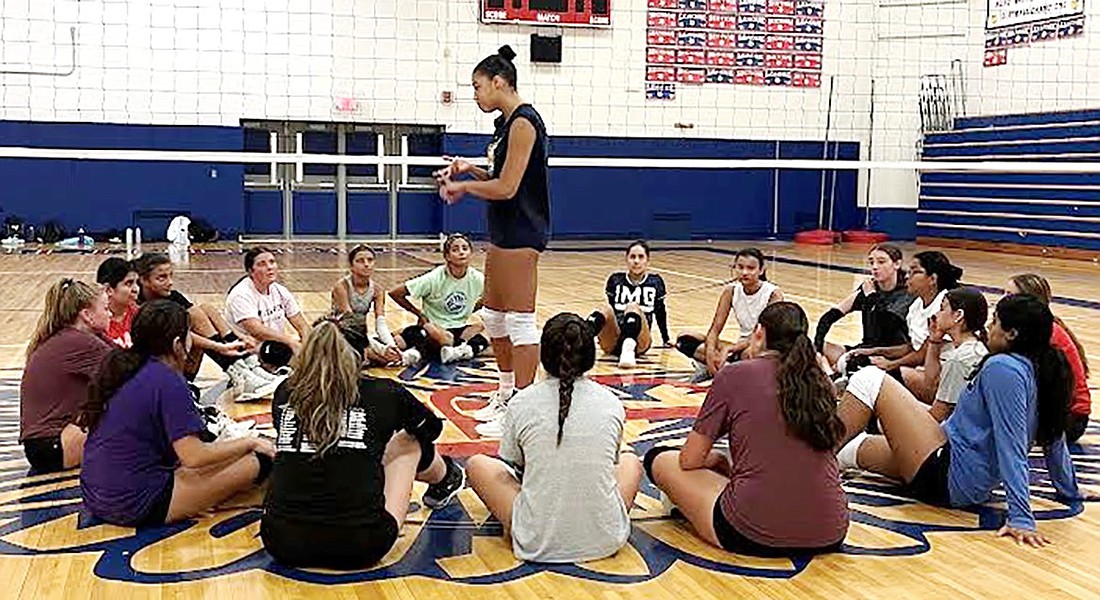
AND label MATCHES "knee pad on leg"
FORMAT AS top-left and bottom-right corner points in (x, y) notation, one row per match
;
(586, 310), (607, 336)
(401, 325), (428, 349)
(676, 334), (702, 359)
(505, 311), (540, 346)
(481, 308), (508, 339)
(619, 312), (643, 340)
(847, 366), (887, 411)
(259, 341), (294, 368)
(643, 445), (679, 483)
